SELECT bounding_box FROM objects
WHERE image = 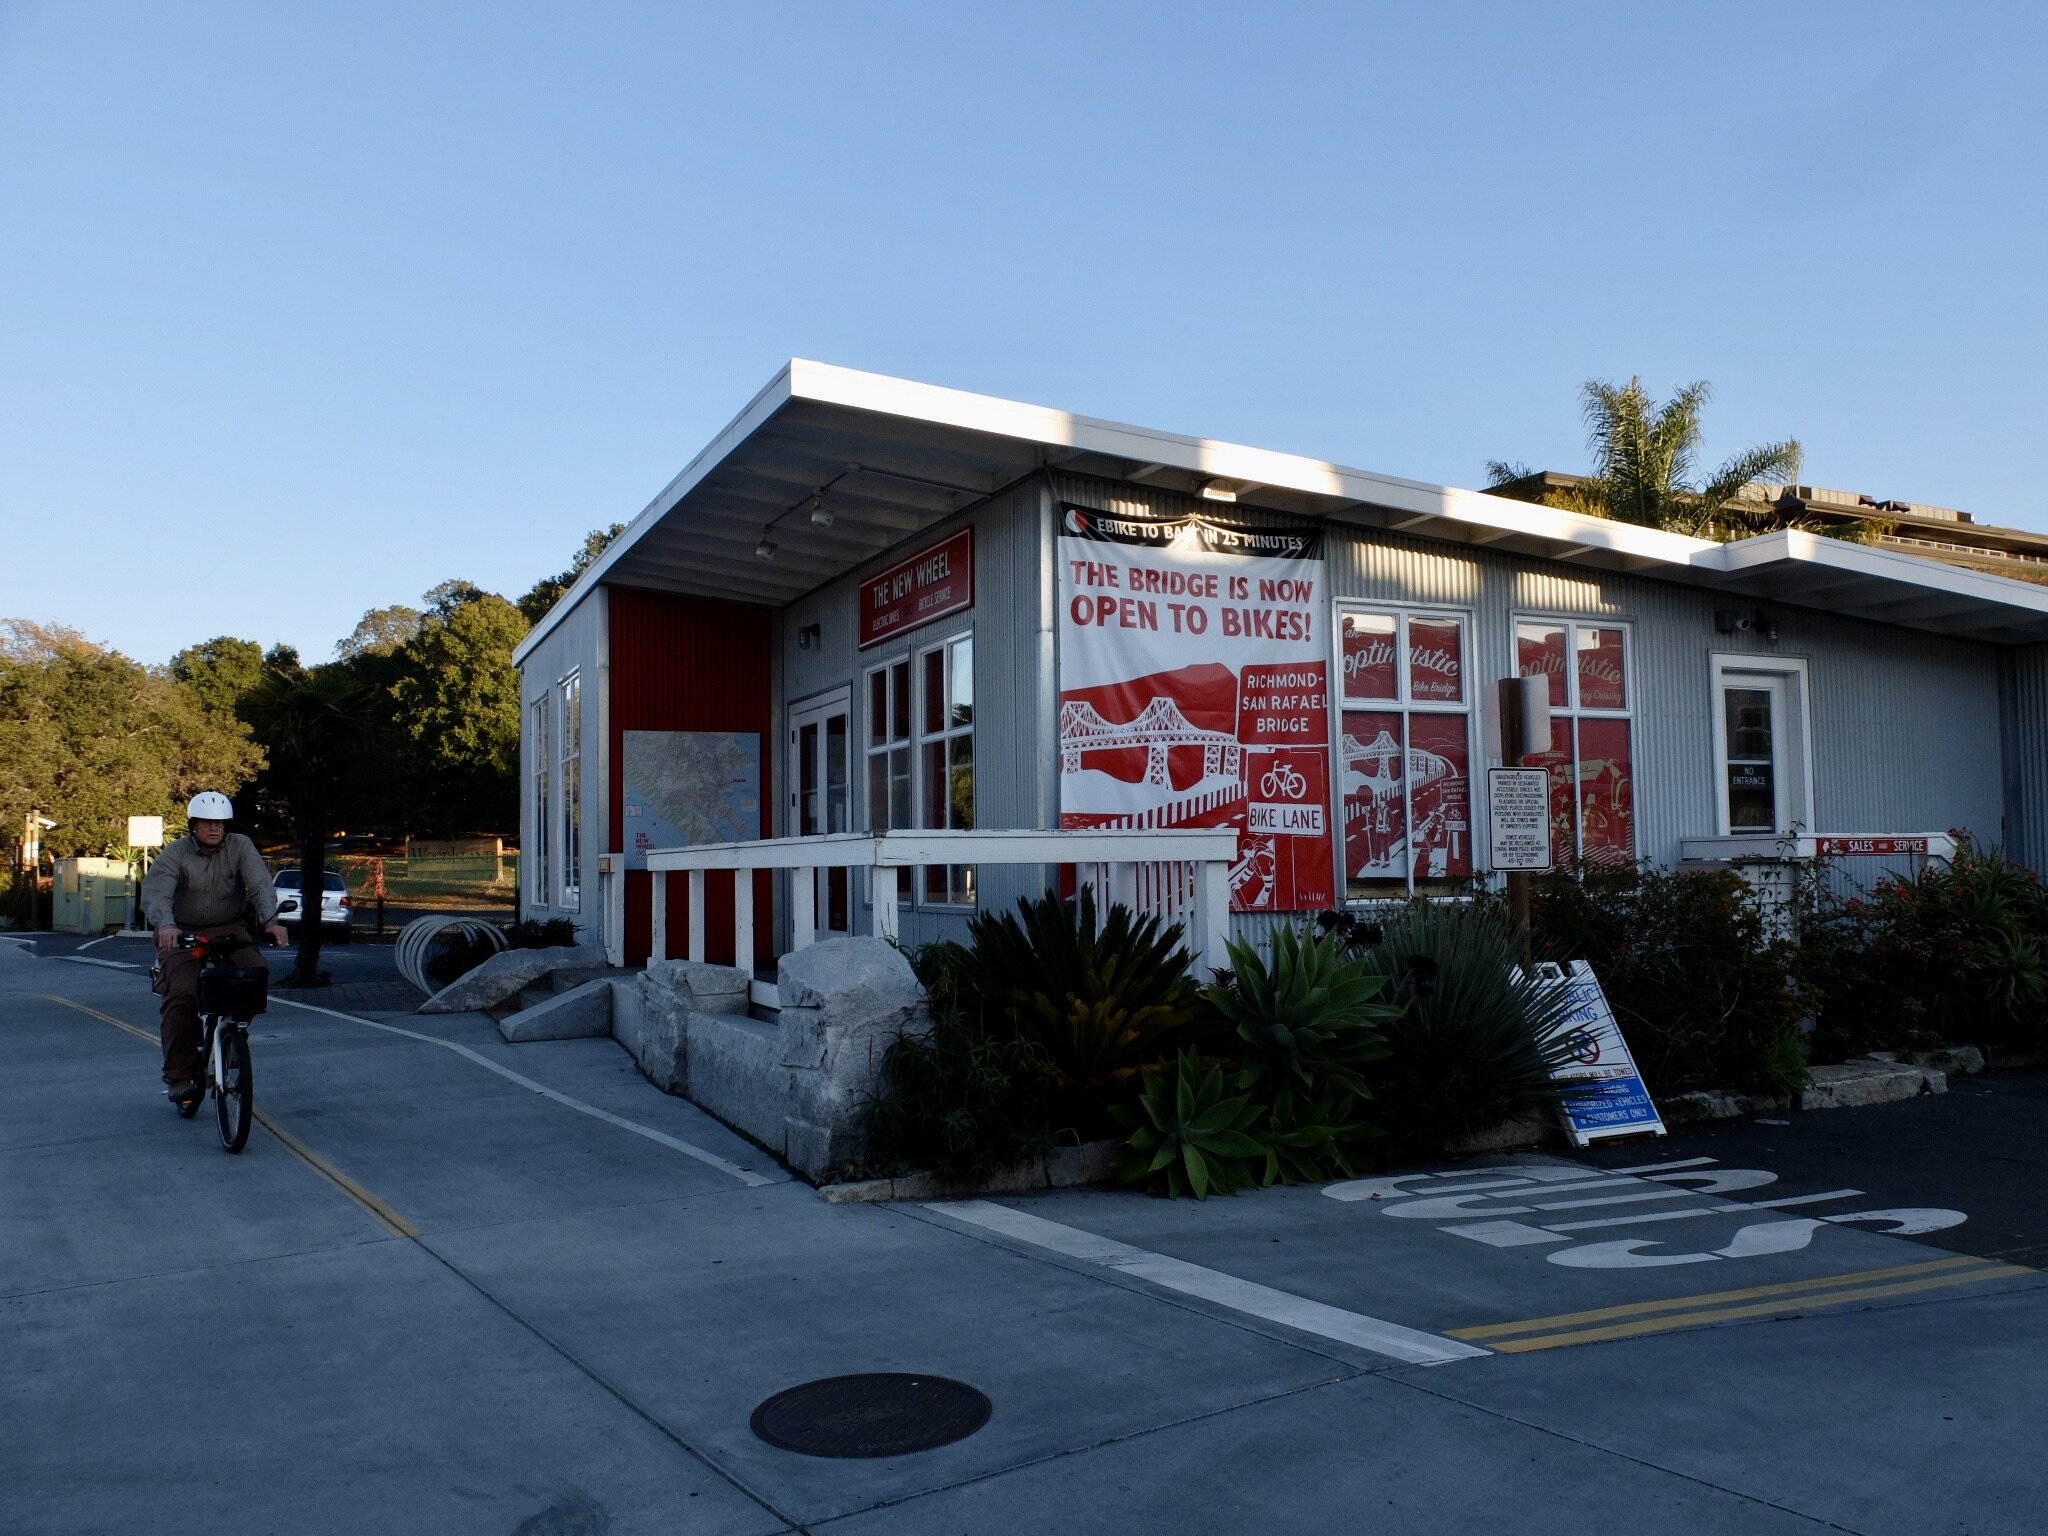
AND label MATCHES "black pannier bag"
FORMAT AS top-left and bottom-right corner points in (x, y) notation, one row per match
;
(198, 965), (270, 1019)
